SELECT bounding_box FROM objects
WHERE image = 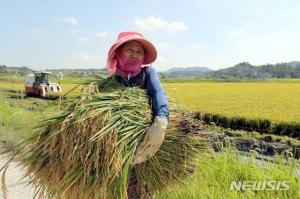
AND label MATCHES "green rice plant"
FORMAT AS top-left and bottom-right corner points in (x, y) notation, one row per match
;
(216, 115), (229, 128)
(202, 113), (213, 124)
(156, 148), (300, 199)
(45, 91), (61, 100)
(0, 92), (41, 147)
(0, 78), (209, 199)
(257, 119), (272, 133)
(272, 122), (300, 138)
(194, 112), (300, 138)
